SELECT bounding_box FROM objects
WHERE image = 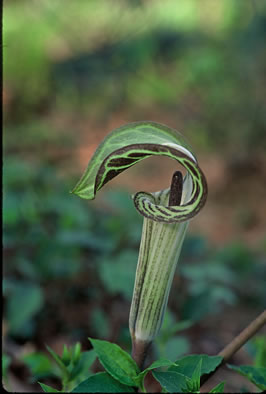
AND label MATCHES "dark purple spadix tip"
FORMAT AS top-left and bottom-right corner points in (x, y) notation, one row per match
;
(169, 171), (183, 206)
